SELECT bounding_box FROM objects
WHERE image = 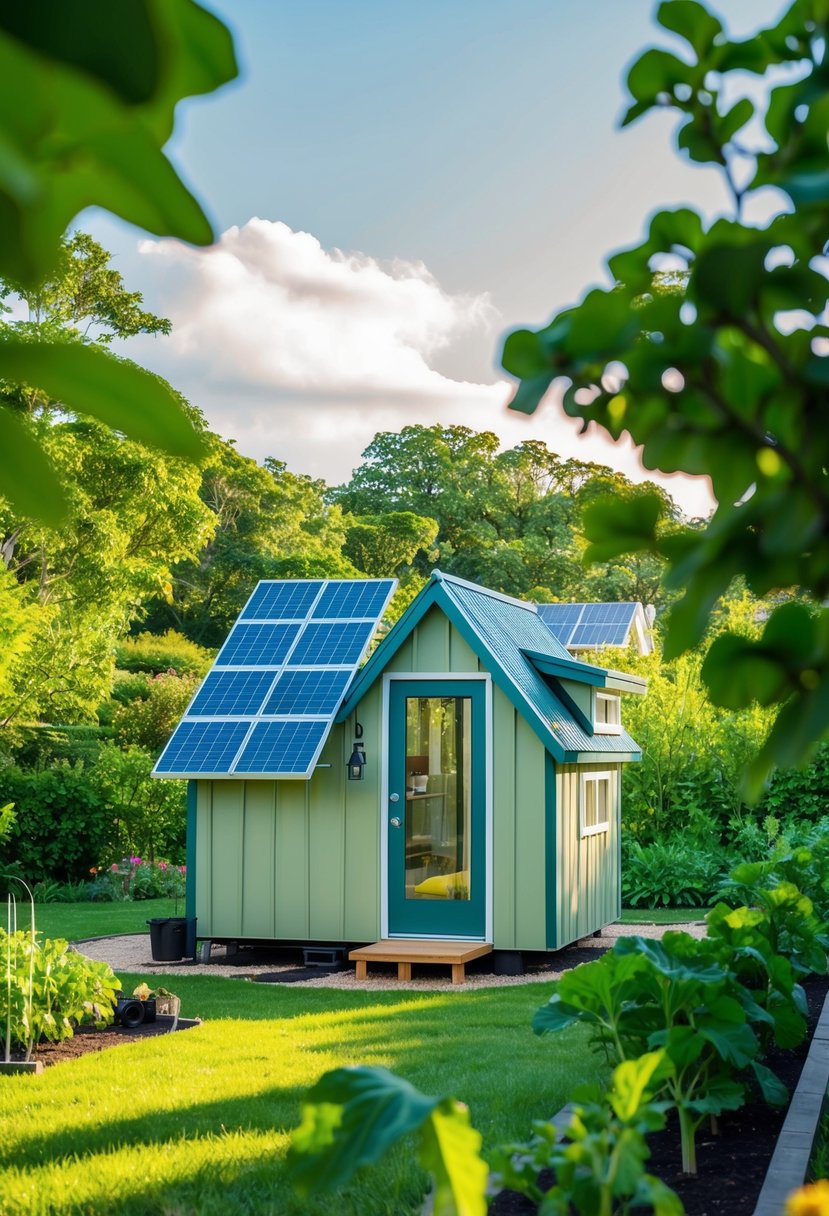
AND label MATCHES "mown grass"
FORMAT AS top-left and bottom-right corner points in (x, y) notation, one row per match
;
(15, 899), (178, 940)
(618, 906), (709, 924)
(0, 975), (602, 1215)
